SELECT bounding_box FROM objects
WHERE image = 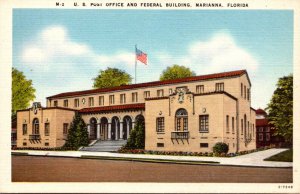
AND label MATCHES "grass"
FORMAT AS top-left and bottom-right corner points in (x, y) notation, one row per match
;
(11, 152), (28, 156)
(264, 149), (293, 162)
(81, 155), (219, 165)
